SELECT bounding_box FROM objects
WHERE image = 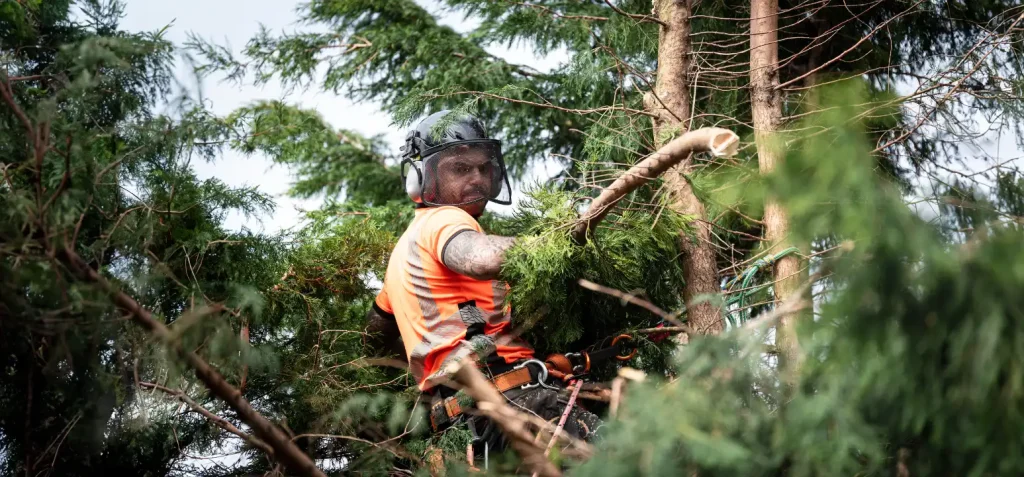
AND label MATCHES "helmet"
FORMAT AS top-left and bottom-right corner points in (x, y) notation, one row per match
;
(400, 110), (512, 208)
